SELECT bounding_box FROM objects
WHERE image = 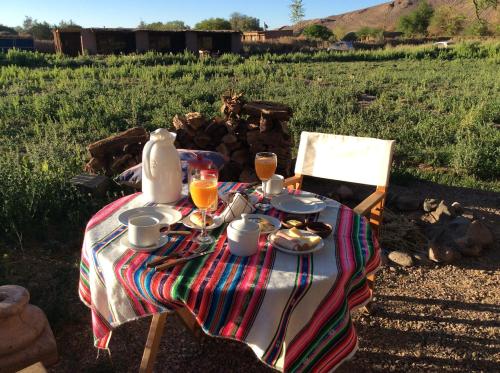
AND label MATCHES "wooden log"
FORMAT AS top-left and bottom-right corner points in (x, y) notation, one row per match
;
(242, 101), (293, 121)
(219, 161), (242, 182)
(173, 115), (196, 137)
(226, 141), (242, 152)
(193, 132), (212, 149)
(84, 157), (107, 174)
(205, 122), (228, 139)
(87, 127), (148, 158)
(216, 143), (231, 159)
(246, 130), (260, 146)
(123, 143), (143, 155)
(239, 168), (258, 183)
(231, 149), (249, 165)
(185, 112), (206, 130)
(259, 115), (275, 133)
(222, 133), (238, 144)
(110, 154), (135, 174)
